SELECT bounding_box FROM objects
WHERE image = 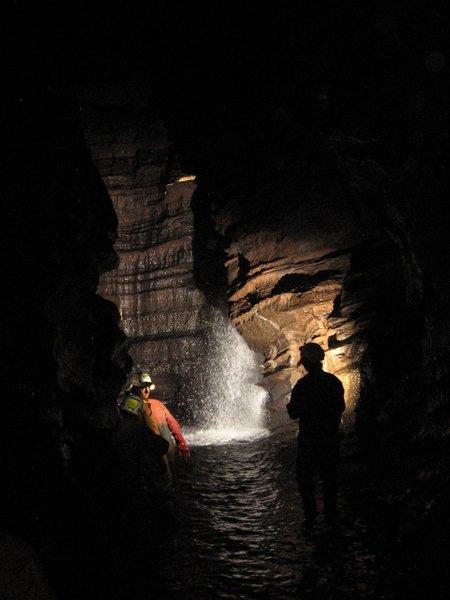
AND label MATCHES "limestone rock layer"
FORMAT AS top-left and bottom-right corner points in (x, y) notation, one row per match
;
(81, 97), (395, 418)
(80, 100), (209, 403)
(207, 141), (396, 415)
